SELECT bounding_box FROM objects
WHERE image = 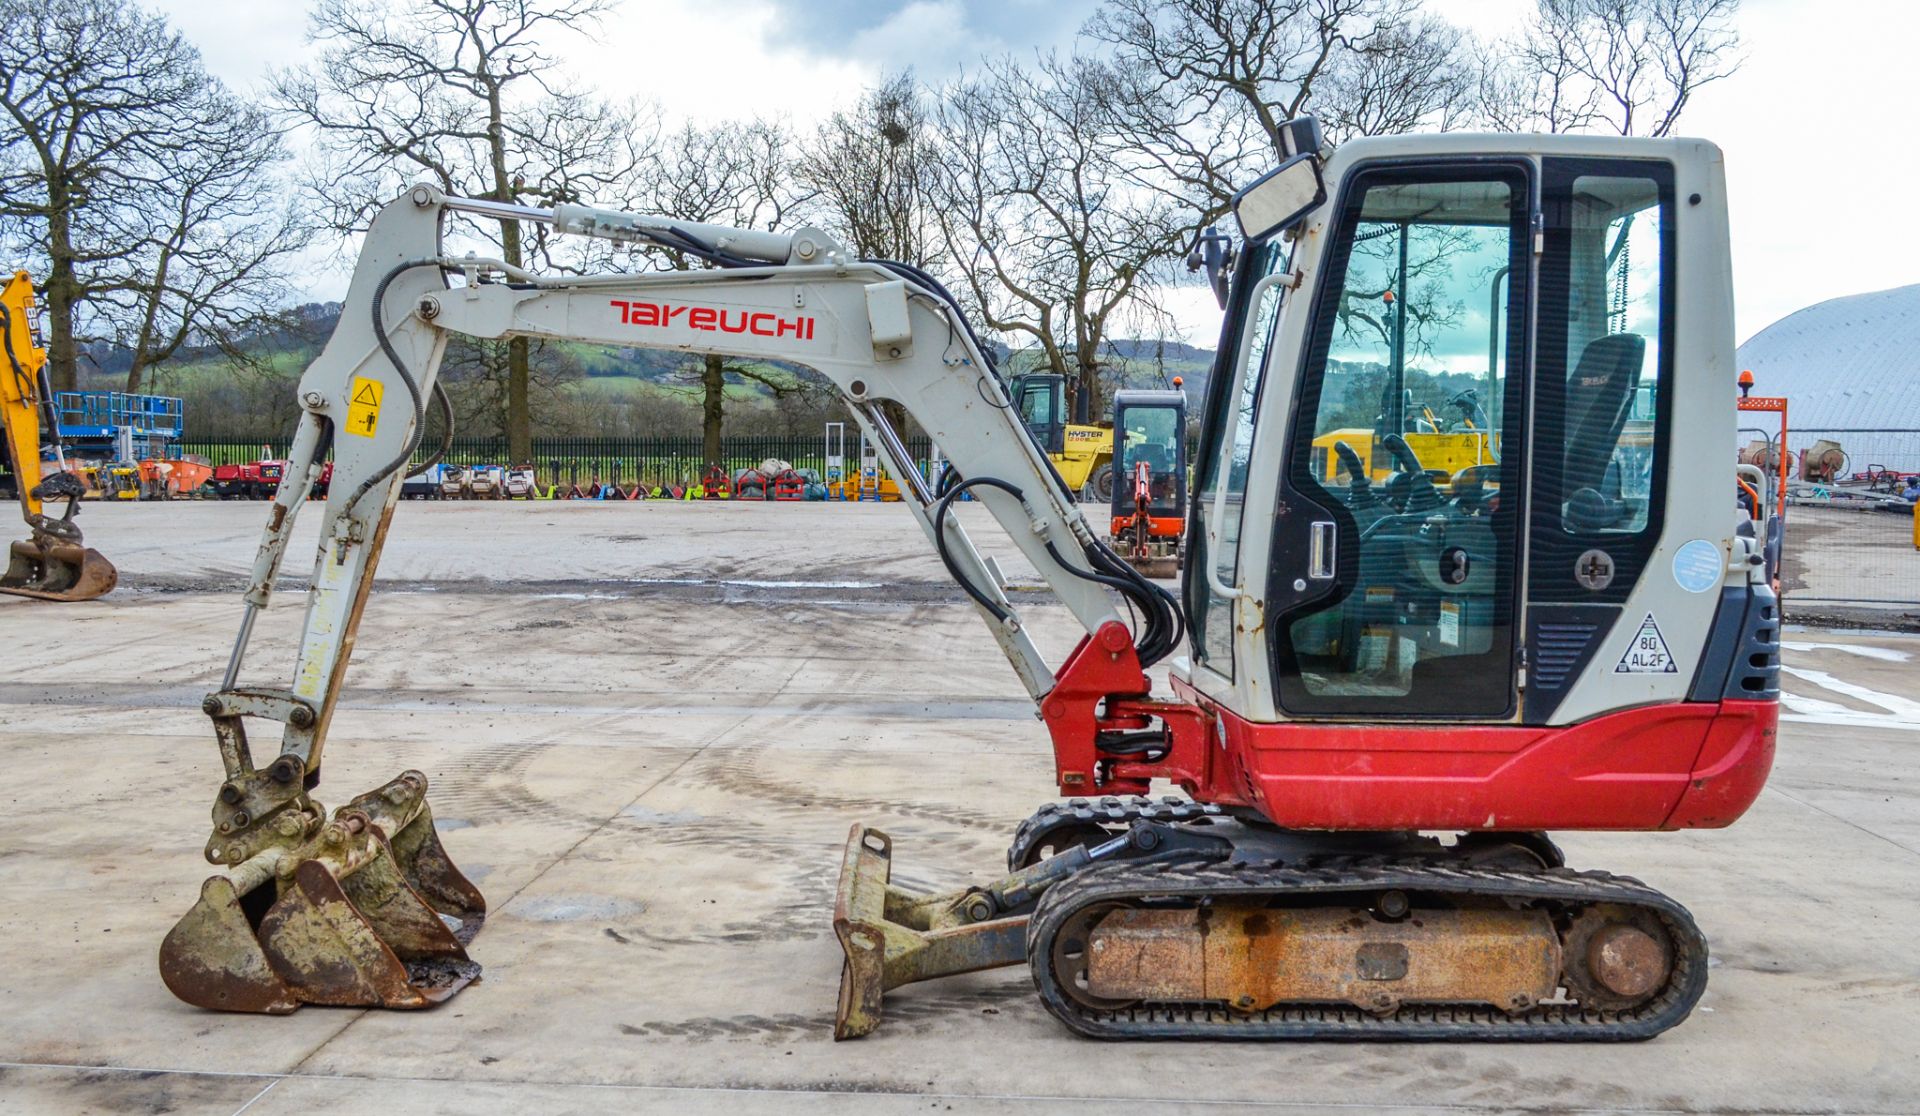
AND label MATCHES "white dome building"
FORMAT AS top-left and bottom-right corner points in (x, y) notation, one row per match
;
(1734, 283), (1920, 475)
